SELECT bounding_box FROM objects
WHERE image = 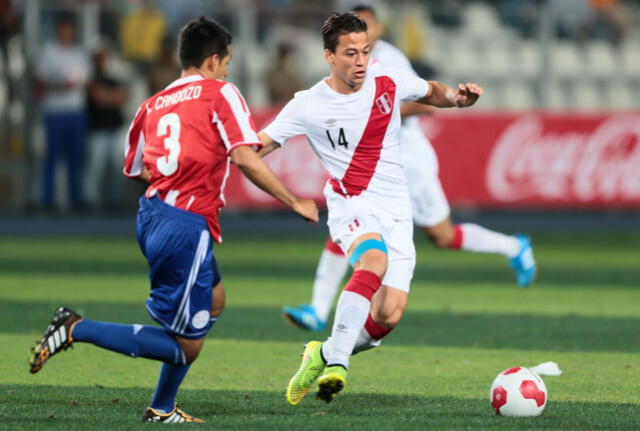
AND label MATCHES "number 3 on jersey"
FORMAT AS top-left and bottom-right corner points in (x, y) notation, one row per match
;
(157, 113), (181, 176)
(326, 127), (349, 150)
